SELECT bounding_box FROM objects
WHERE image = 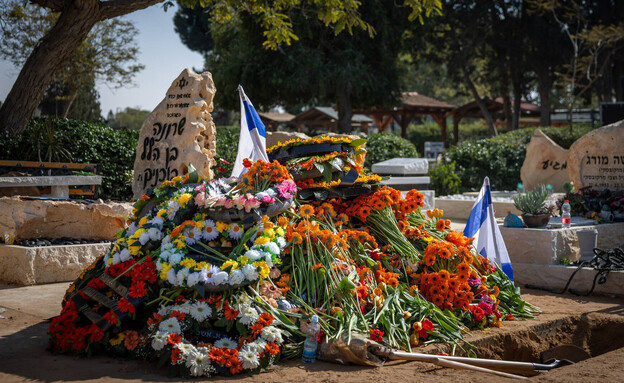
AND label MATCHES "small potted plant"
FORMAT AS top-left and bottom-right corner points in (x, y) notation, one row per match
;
(513, 184), (553, 228)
